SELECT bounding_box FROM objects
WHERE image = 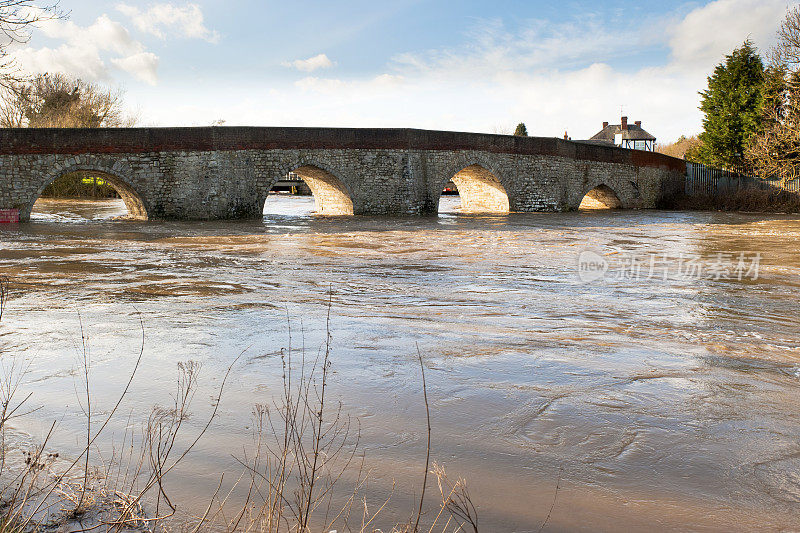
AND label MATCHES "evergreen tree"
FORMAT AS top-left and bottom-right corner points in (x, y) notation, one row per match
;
(513, 123), (528, 136)
(697, 41), (765, 170)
